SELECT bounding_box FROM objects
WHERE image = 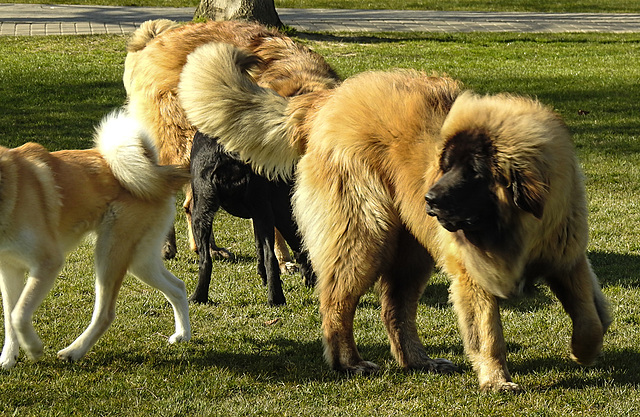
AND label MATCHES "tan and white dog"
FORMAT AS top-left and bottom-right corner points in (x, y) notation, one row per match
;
(0, 110), (191, 369)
